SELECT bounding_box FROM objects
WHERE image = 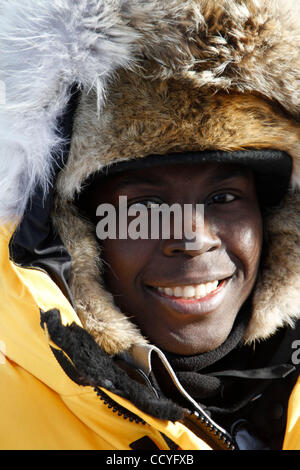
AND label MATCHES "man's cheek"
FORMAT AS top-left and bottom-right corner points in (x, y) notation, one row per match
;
(103, 240), (150, 281)
(236, 227), (262, 280)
